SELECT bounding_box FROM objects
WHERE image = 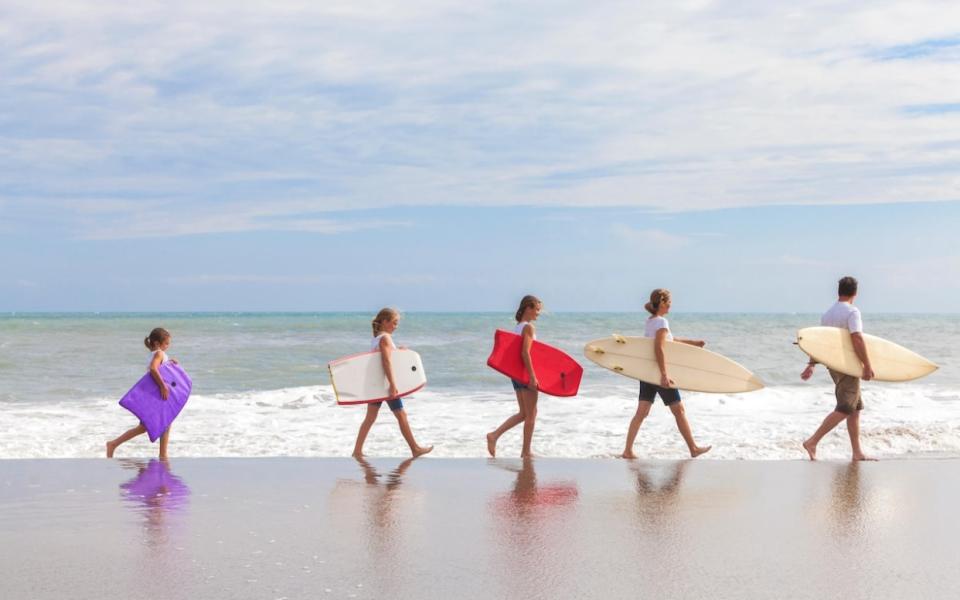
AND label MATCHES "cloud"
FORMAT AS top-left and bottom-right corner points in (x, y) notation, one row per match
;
(612, 224), (690, 249)
(3, 0), (960, 227)
(66, 200), (411, 239)
(162, 273), (438, 286)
